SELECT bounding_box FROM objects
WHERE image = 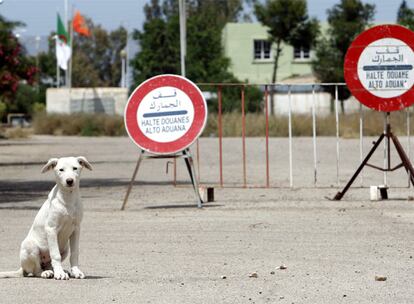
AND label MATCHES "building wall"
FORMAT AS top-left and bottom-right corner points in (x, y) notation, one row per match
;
(270, 93), (361, 117)
(222, 23), (313, 84)
(46, 88), (128, 116)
